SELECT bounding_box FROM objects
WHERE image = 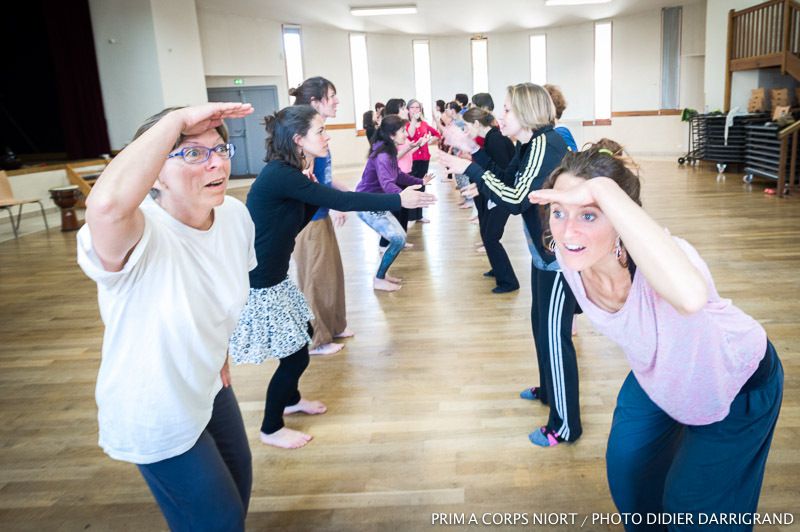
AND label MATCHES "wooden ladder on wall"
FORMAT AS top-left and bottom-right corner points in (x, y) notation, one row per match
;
(725, 0), (800, 196)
